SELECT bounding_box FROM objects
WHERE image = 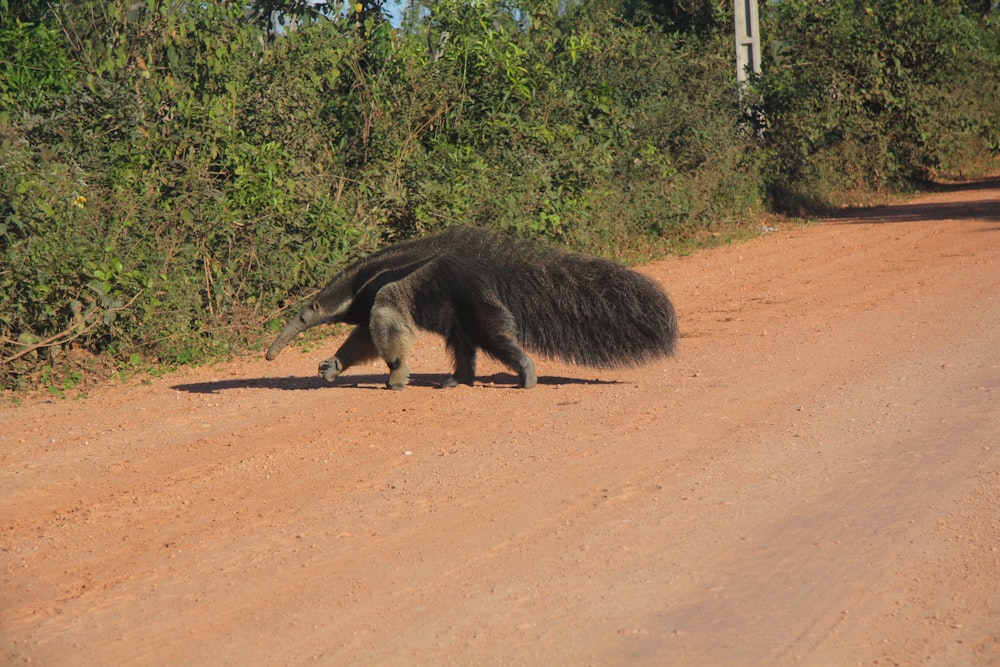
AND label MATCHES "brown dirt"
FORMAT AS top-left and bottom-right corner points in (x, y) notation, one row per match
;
(3, 179), (1000, 666)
